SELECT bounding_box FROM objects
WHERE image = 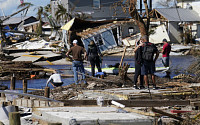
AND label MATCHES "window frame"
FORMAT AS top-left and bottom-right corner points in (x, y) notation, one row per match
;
(93, 0), (101, 9)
